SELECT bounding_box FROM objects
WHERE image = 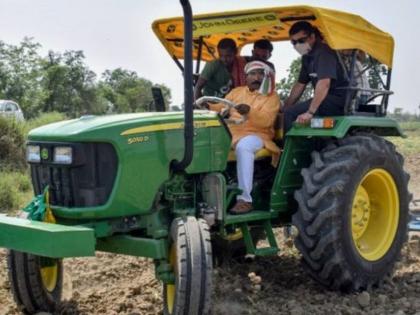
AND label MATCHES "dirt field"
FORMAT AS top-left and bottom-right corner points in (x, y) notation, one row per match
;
(0, 154), (419, 315)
